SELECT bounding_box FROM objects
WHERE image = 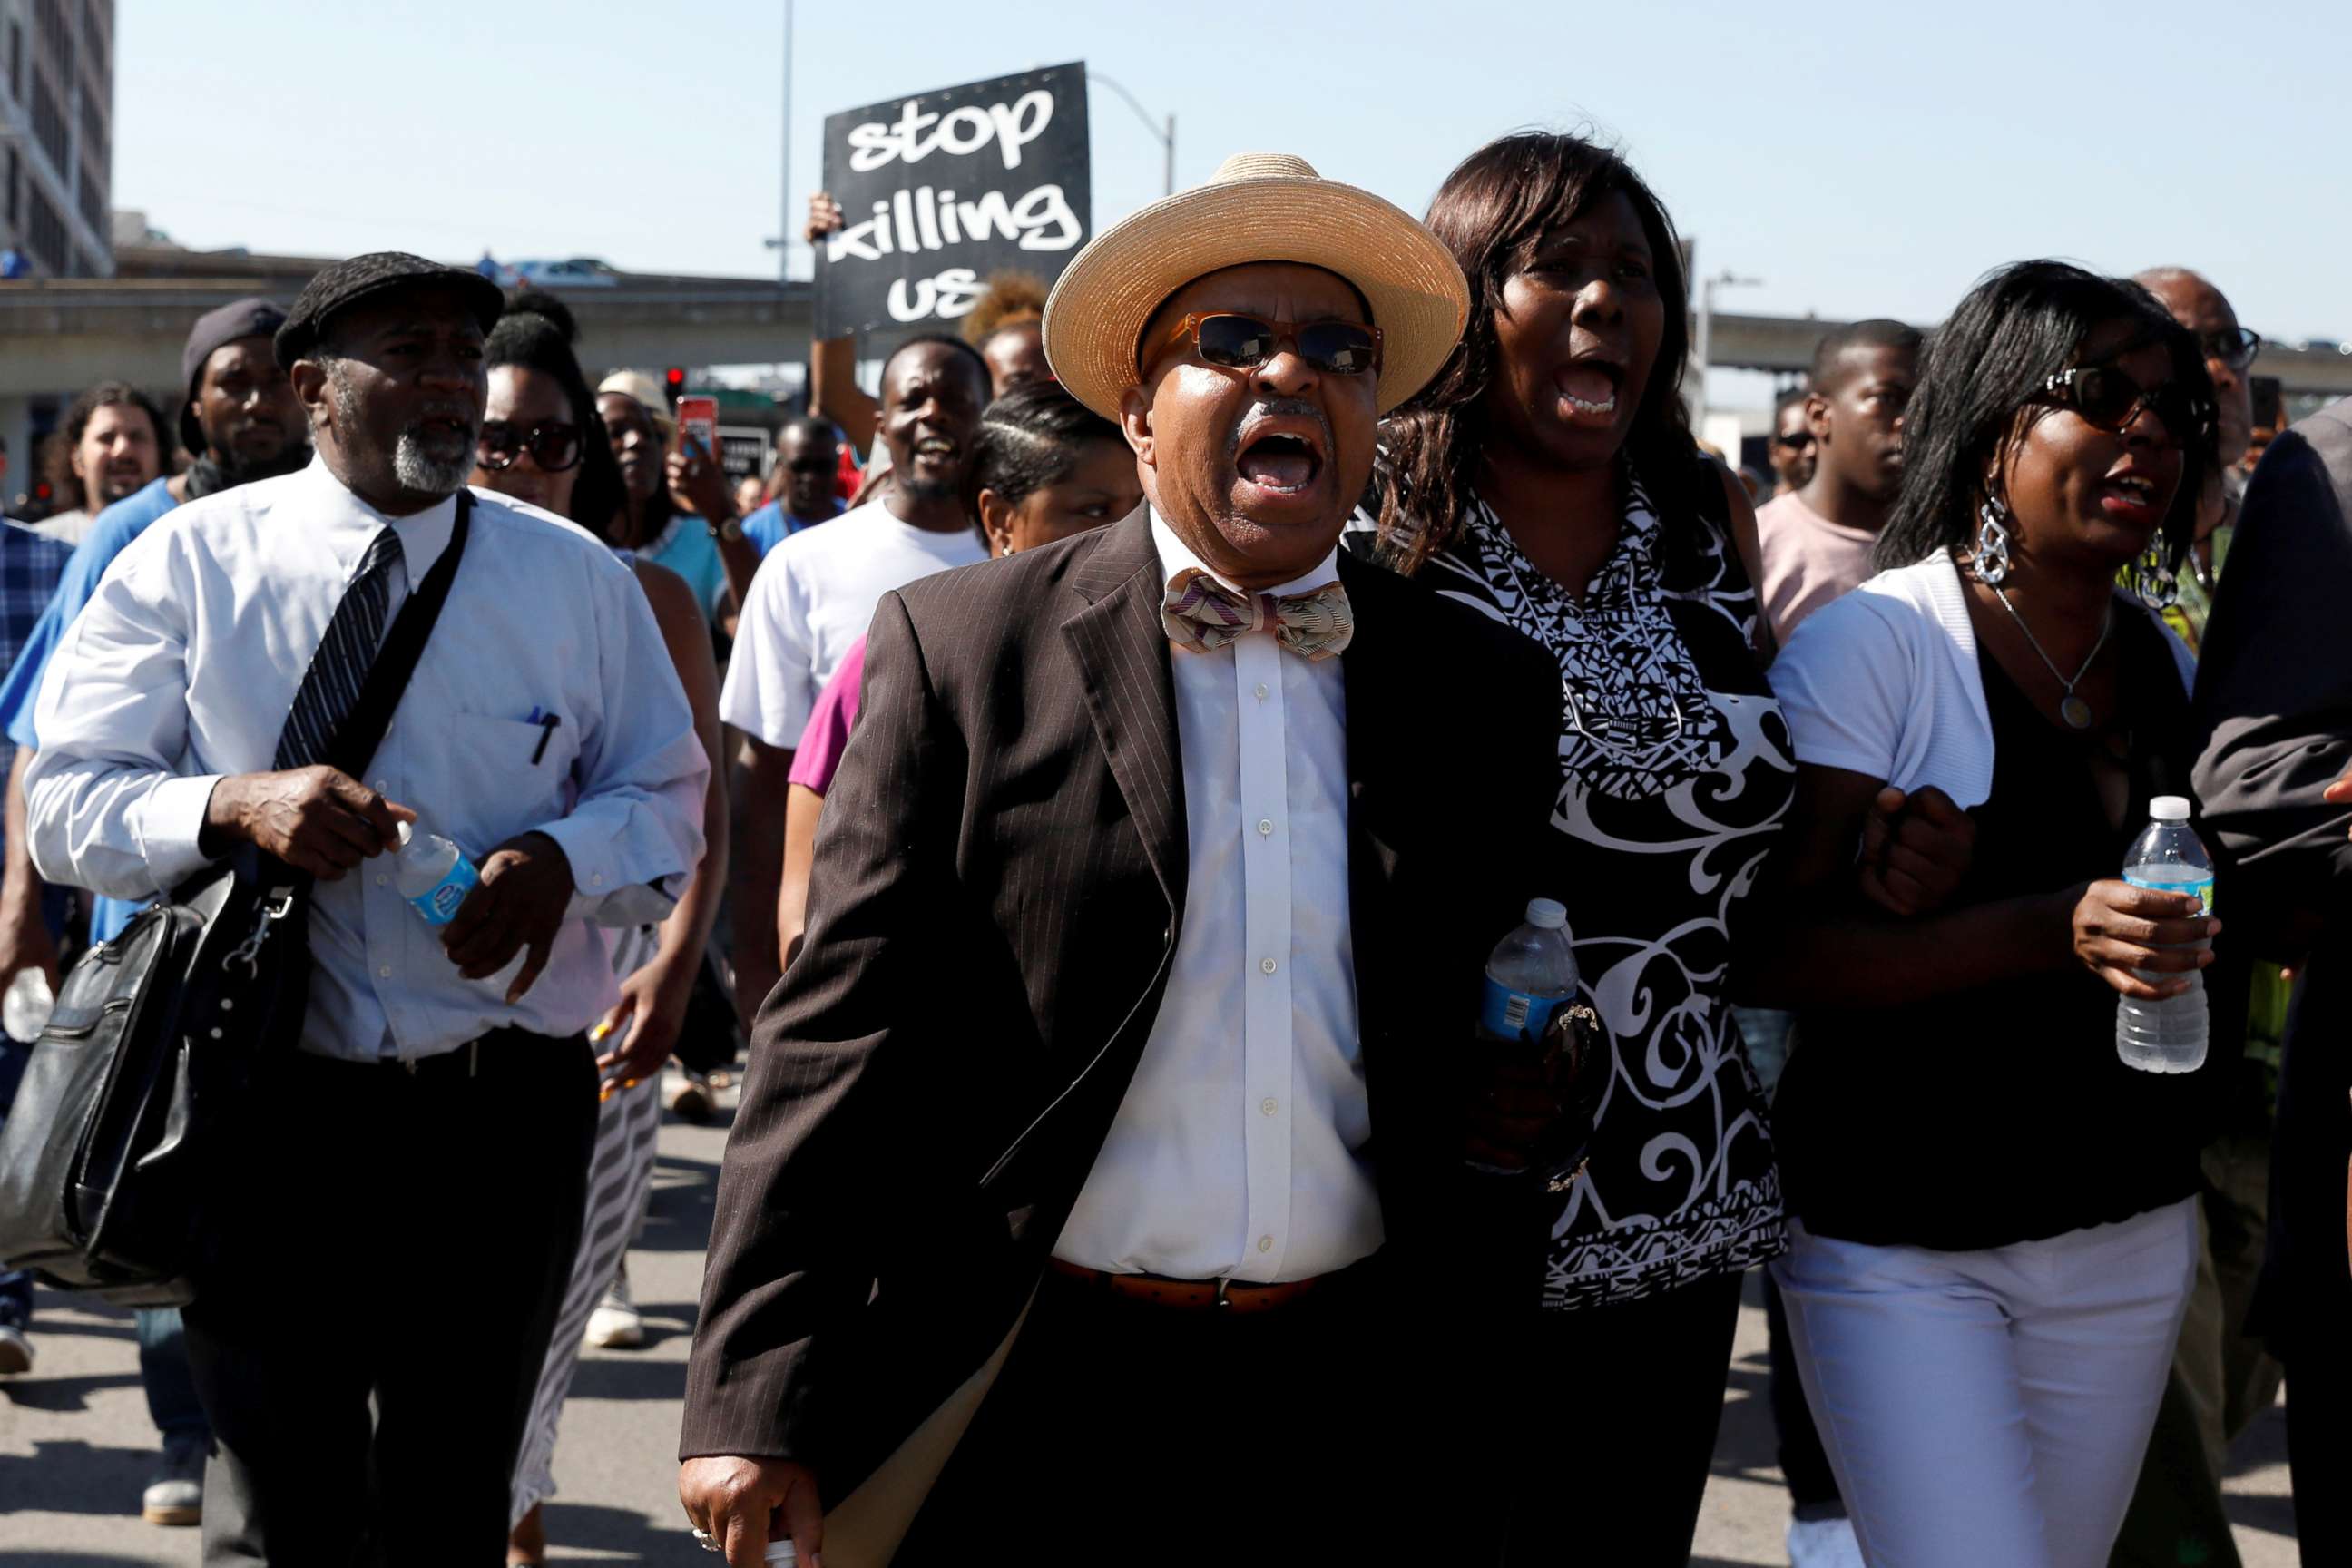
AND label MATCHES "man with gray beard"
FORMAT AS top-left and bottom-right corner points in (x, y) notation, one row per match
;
(21, 252), (709, 1561)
